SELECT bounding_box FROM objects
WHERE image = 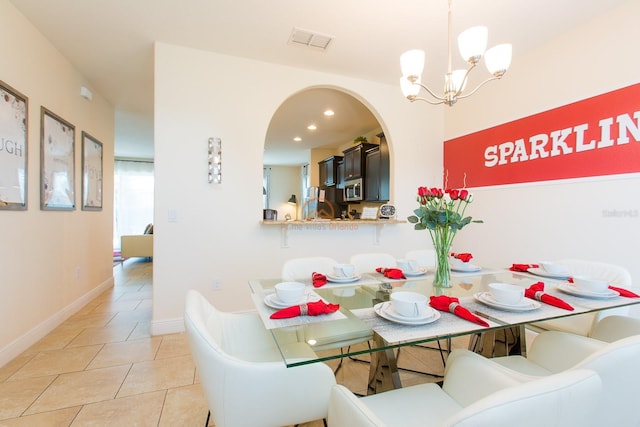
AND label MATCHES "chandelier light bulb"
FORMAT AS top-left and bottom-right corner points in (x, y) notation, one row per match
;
(400, 49), (425, 80)
(484, 43), (512, 76)
(457, 26), (487, 64)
